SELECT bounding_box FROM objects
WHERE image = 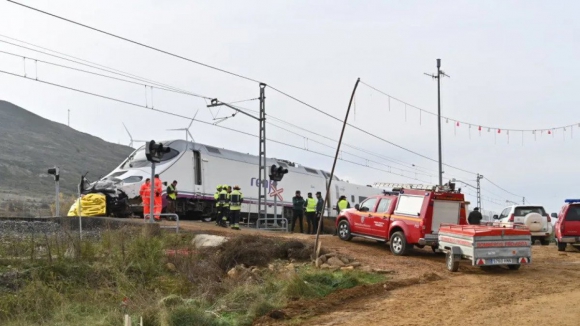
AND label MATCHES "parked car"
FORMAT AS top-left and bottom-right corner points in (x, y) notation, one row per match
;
(554, 199), (580, 251)
(335, 185), (467, 256)
(493, 205), (552, 245)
